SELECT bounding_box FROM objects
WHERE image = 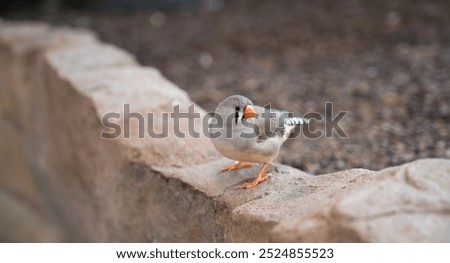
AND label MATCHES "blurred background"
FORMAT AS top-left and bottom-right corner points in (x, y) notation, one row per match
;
(1, 0), (449, 174)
